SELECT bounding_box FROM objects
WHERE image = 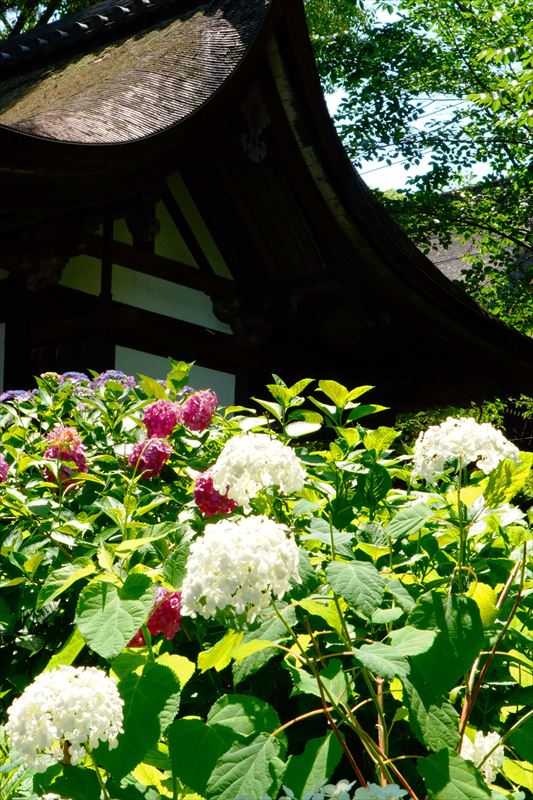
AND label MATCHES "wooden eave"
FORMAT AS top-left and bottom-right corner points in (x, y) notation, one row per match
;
(0, 0), (531, 407)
